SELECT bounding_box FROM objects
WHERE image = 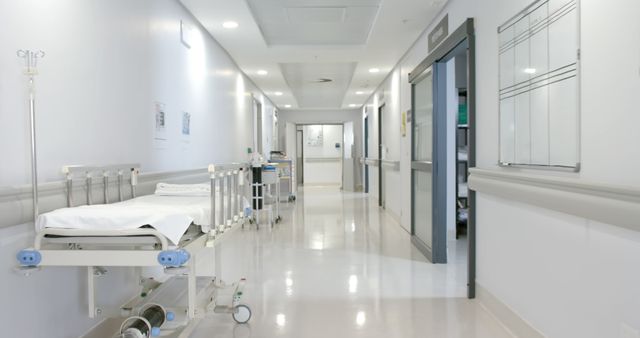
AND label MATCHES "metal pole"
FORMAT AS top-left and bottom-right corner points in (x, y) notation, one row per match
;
(118, 171), (124, 202)
(211, 173), (216, 233)
(226, 171), (232, 226)
(28, 76), (39, 222)
(66, 173), (73, 208)
(236, 169), (241, 219)
(103, 173), (109, 204)
(220, 173), (226, 229)
(17, 50), (44, 226)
